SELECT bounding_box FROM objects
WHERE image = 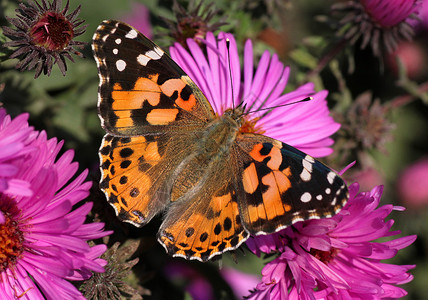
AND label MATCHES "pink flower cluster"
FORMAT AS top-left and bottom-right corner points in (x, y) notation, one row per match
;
(0, 108), (111, 299)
